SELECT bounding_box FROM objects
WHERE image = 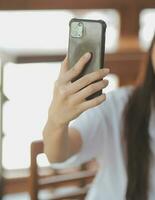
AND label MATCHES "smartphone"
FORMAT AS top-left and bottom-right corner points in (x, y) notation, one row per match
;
(68, 18), (107, 100)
